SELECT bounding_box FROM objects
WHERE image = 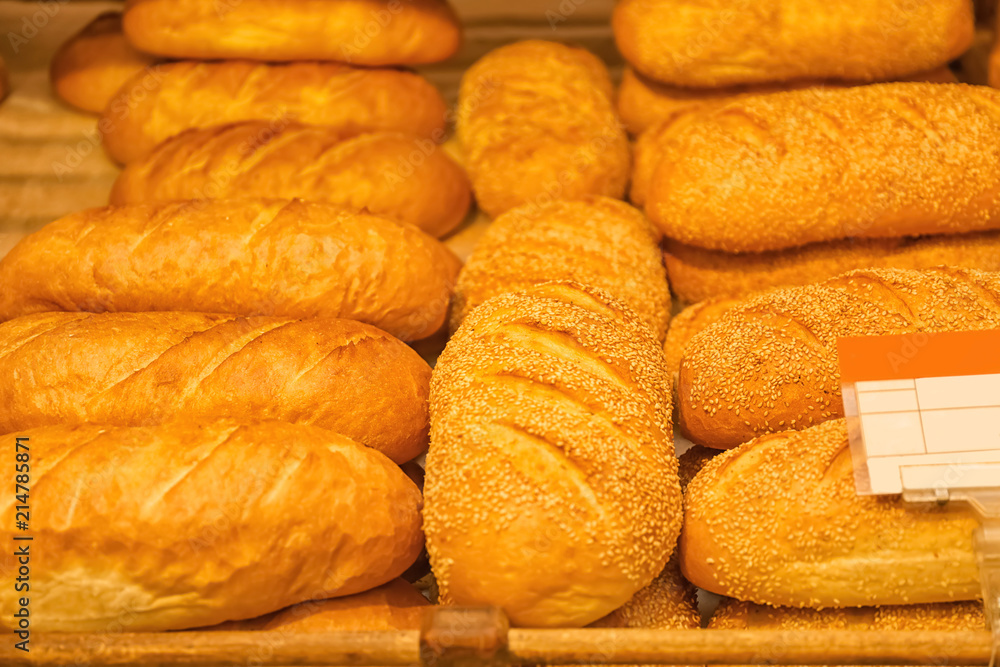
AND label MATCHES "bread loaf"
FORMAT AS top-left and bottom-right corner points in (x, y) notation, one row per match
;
(682, 419), (981, 608)
(679, 267), (1000, 449)
(109, 123), (470, 238)
(664, 232), (1000, 303)
(646, 83), (1000, 252)
(0, 421), (423, 631)
(123, 0), (460, 65)
(425, 282), (682, 627)
(450, 197), (670, 340)
(590, 559), (700, 632)
(0, 312), (431, 463)
(209, 579), (428, 631)
(630, 111), (701, 209)
(617, 66), (957, 135)
(0, 200), (460, 342)
(50, 12), (158, 114)
(458, 41), (630, 219)
(613, 0), (972, 88)
(100, 61), (447, 164)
